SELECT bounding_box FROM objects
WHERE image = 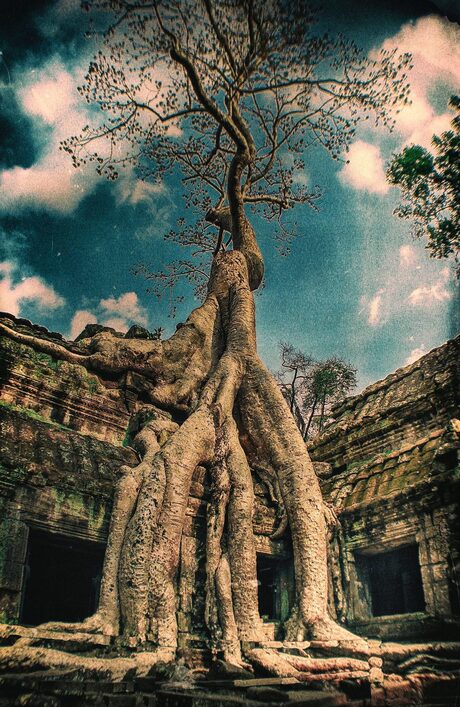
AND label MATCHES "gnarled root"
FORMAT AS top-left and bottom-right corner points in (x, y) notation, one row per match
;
(0, 245), (363, 670)
(215, 554), (241, 664)
(205, 435), (240, 661)
(117, 252), (261, 649)
(245, 648), (300, 678)
(120, 406), (216, 644)
(244, 647), (369, 682)
(39, 410), (179, 638)
(224, 418), (265, 642)
(0, 294), (220, 411)
(239, 357), (360, 642)
(0, 645), (176, 681)
(205, 415), (265, 664)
